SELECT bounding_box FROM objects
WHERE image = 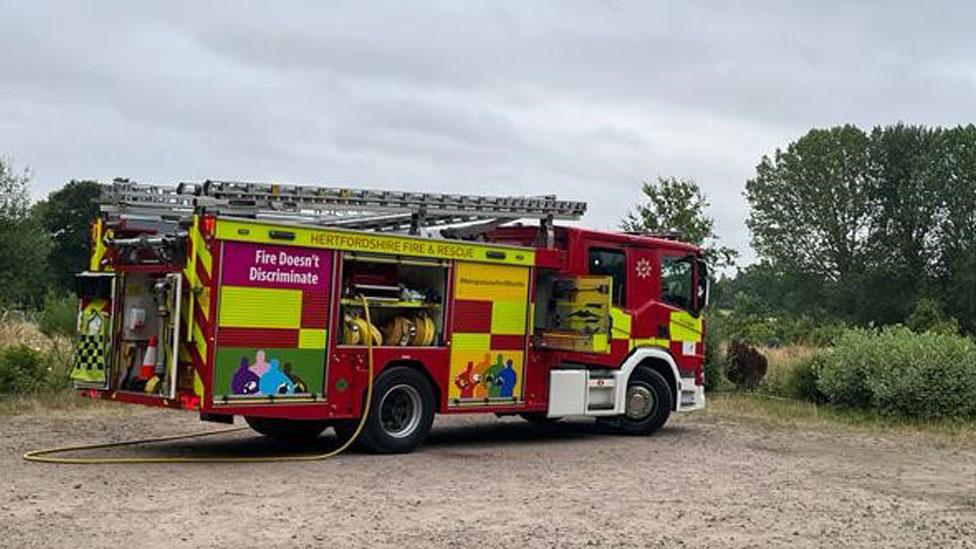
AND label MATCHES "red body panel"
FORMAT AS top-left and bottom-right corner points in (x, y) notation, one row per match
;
(88, 222), (704, 420)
